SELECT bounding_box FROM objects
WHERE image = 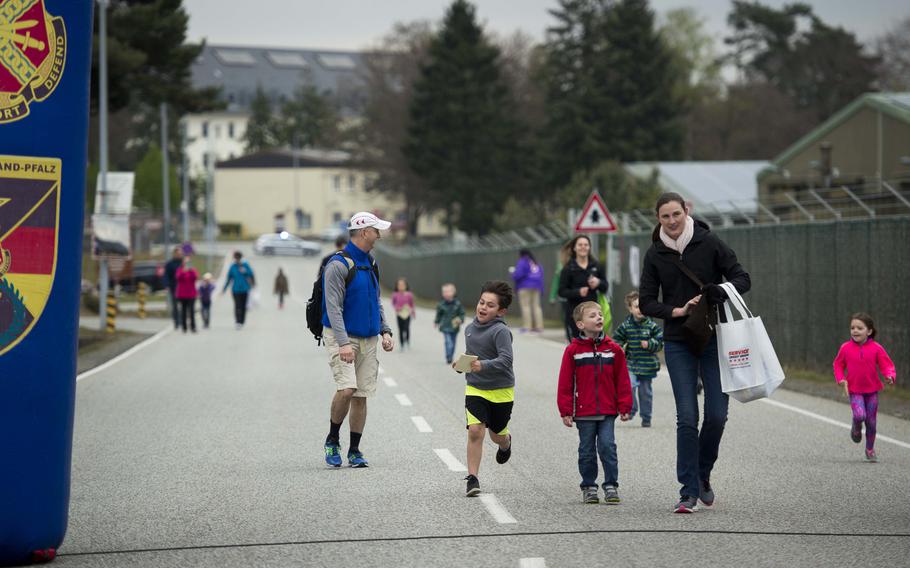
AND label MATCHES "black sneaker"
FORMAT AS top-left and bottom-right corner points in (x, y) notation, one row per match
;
(642, 421), (652, 428)
(496, 435), (512, 464)
(603, 485), (621, 504)
(851, 423), (862, 443)
(465, 475), (481, 497)
(674, 495), (698, 513)
(699, 479), (715, 507)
